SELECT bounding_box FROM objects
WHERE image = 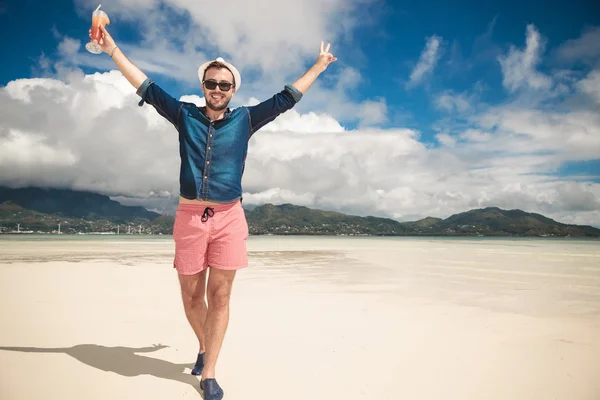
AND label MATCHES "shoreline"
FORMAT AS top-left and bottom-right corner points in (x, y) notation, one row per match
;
(1, 232), (600, 240)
